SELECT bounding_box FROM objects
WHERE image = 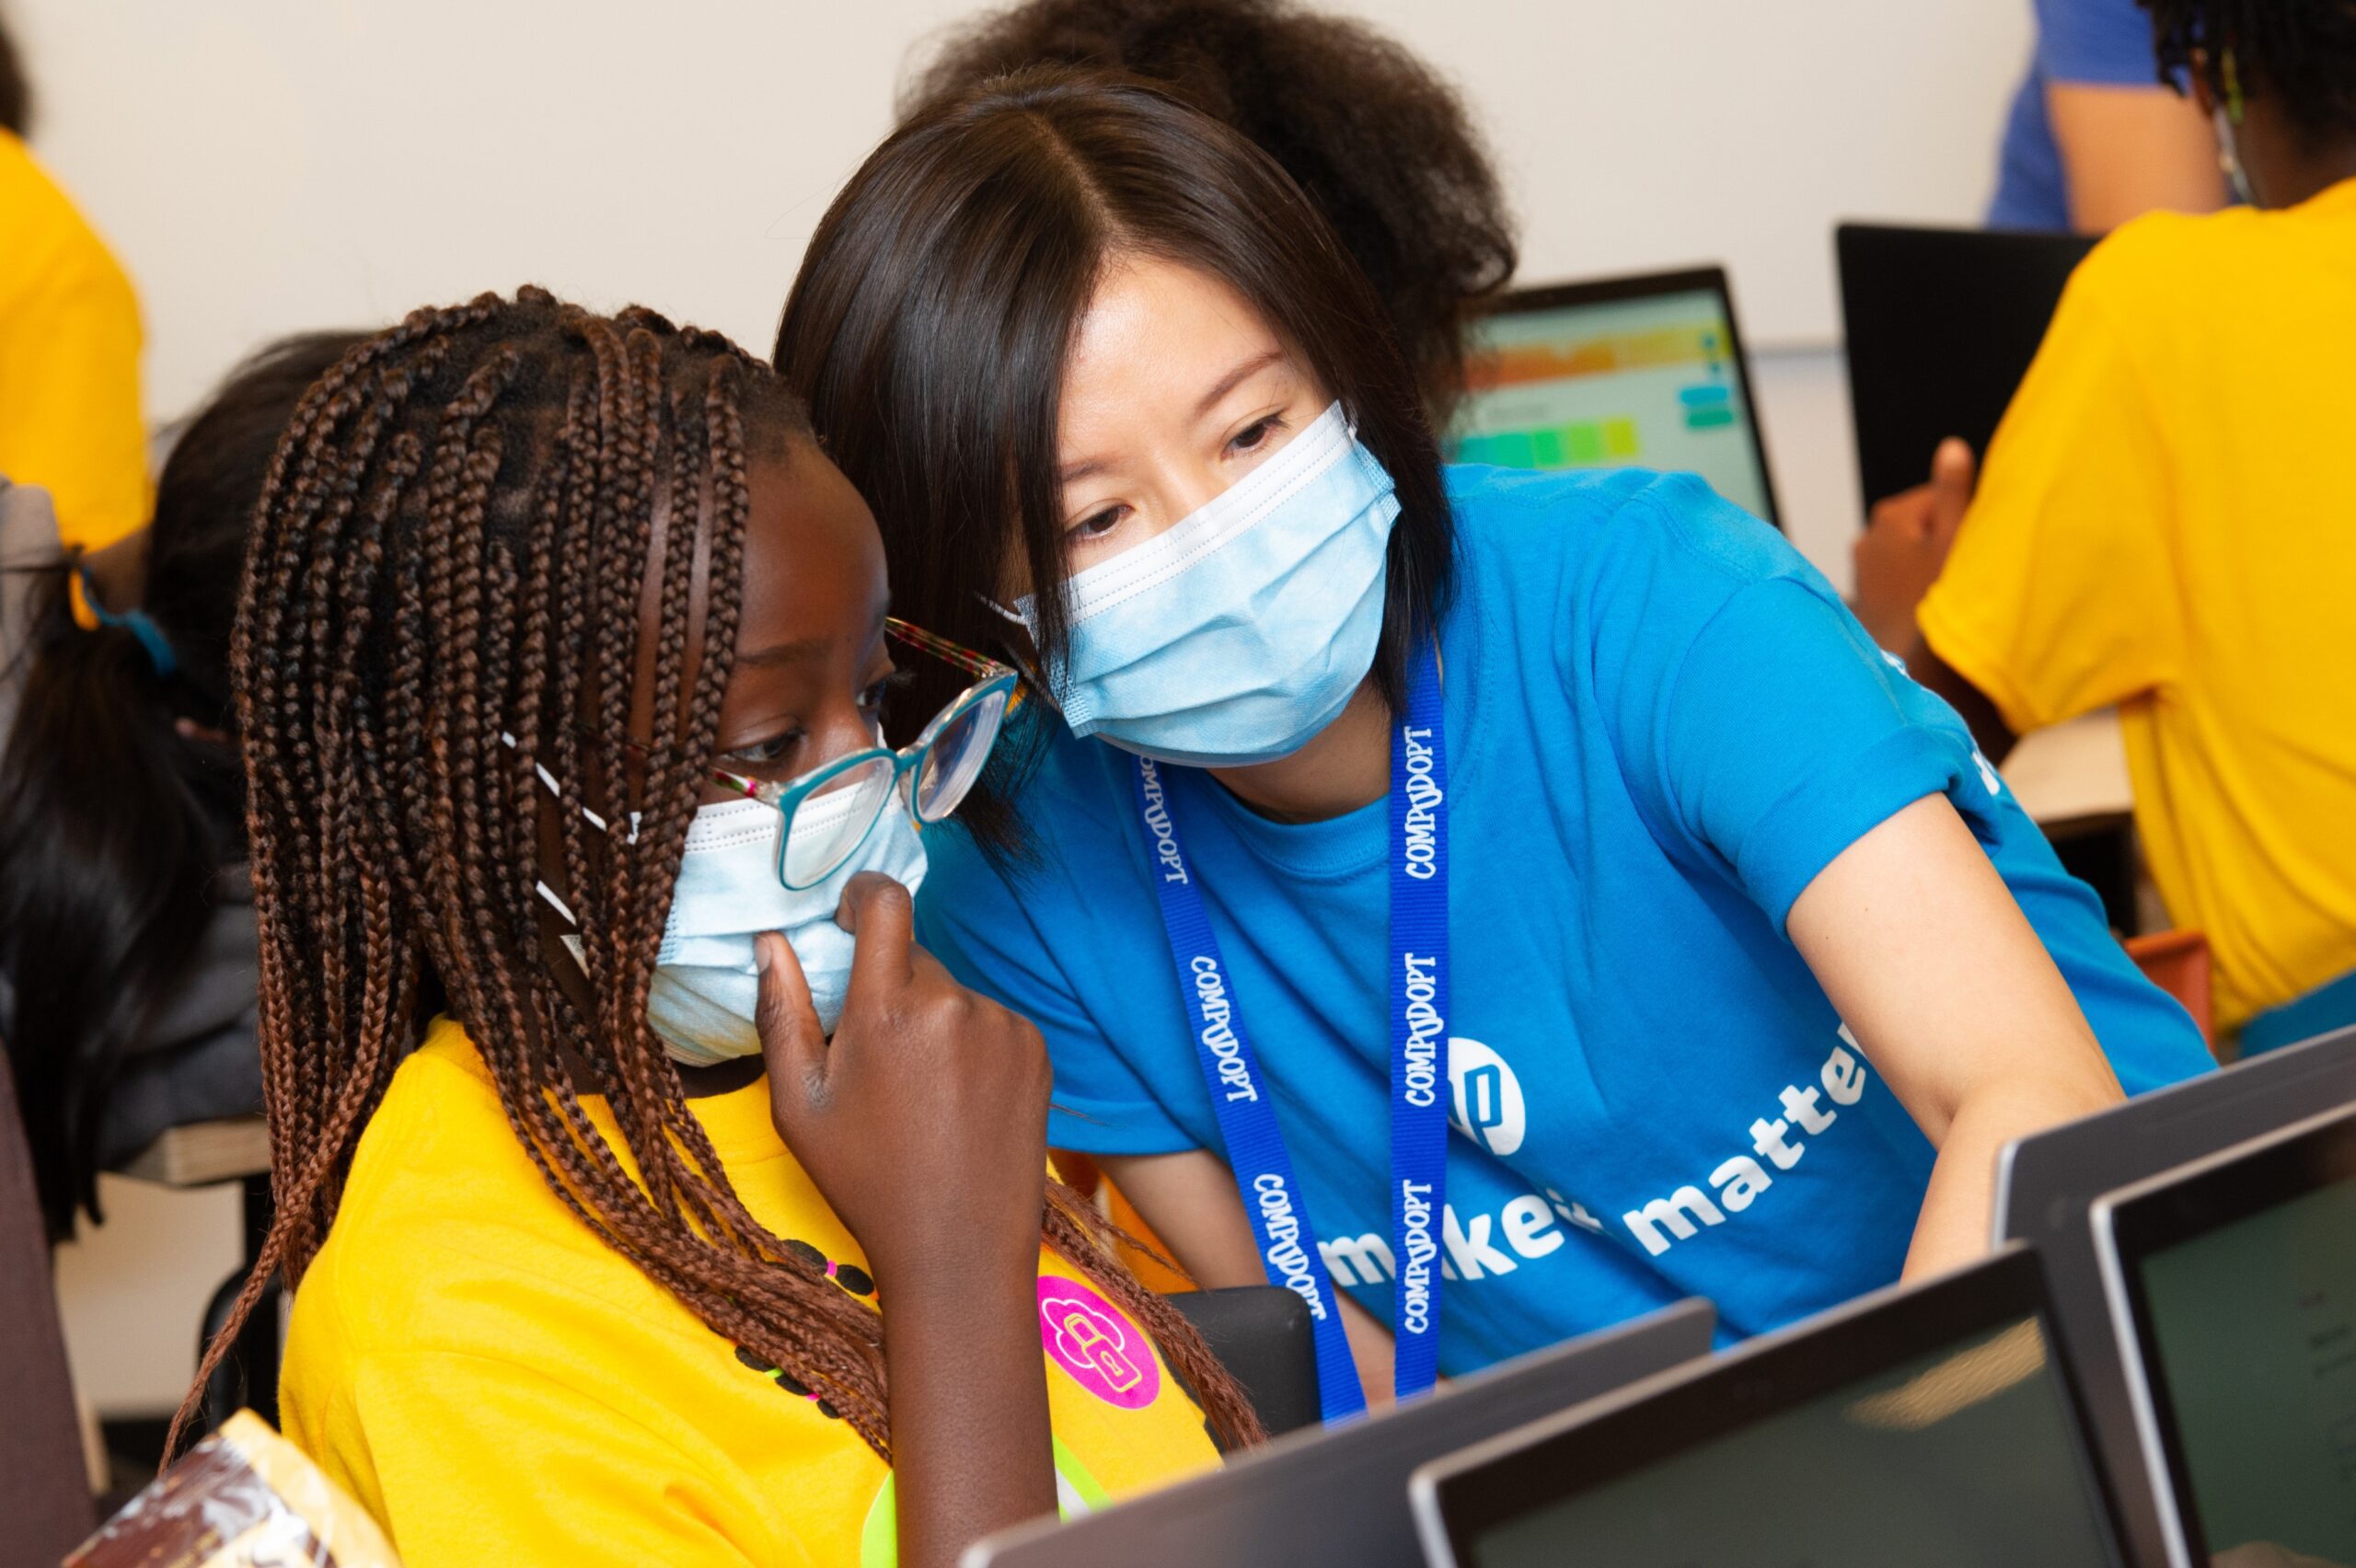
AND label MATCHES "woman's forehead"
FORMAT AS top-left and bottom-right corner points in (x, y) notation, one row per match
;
(1060, 258), (1294, 450)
